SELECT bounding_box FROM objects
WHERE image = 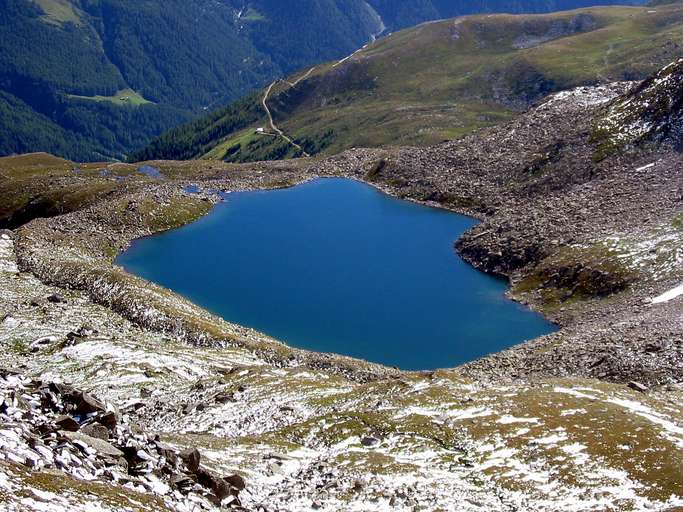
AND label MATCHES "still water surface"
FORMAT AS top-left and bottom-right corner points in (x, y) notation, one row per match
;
(117, 178), (556, 369)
